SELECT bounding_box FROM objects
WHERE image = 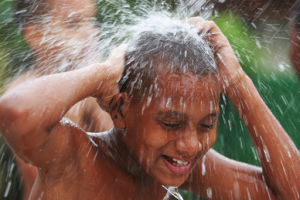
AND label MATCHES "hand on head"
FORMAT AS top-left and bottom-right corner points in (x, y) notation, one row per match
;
(95, 44), (128, 111)
(185, 17), (246, 96)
